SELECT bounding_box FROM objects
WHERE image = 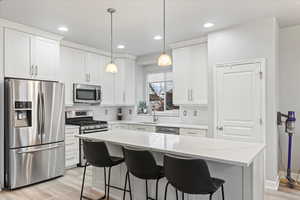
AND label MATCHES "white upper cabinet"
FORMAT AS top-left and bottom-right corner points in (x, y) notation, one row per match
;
(100, 56), (115, 105)
(86, 52), (103, 85)
(114, 58), (136, 106)
(32, 36), (59, 81)
(172, 43), (208, 105)
(60, 46), (87, 105)
(4, 28), (32, 79)
(4, 28), (60, 81)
